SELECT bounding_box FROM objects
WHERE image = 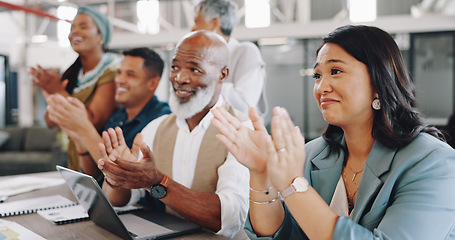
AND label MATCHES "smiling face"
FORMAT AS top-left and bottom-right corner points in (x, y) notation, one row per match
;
(68, 13), (103, 54)
(115, 55), (155, 108)
(313, 43), (376, 129)
(168, 31), (228, 119)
